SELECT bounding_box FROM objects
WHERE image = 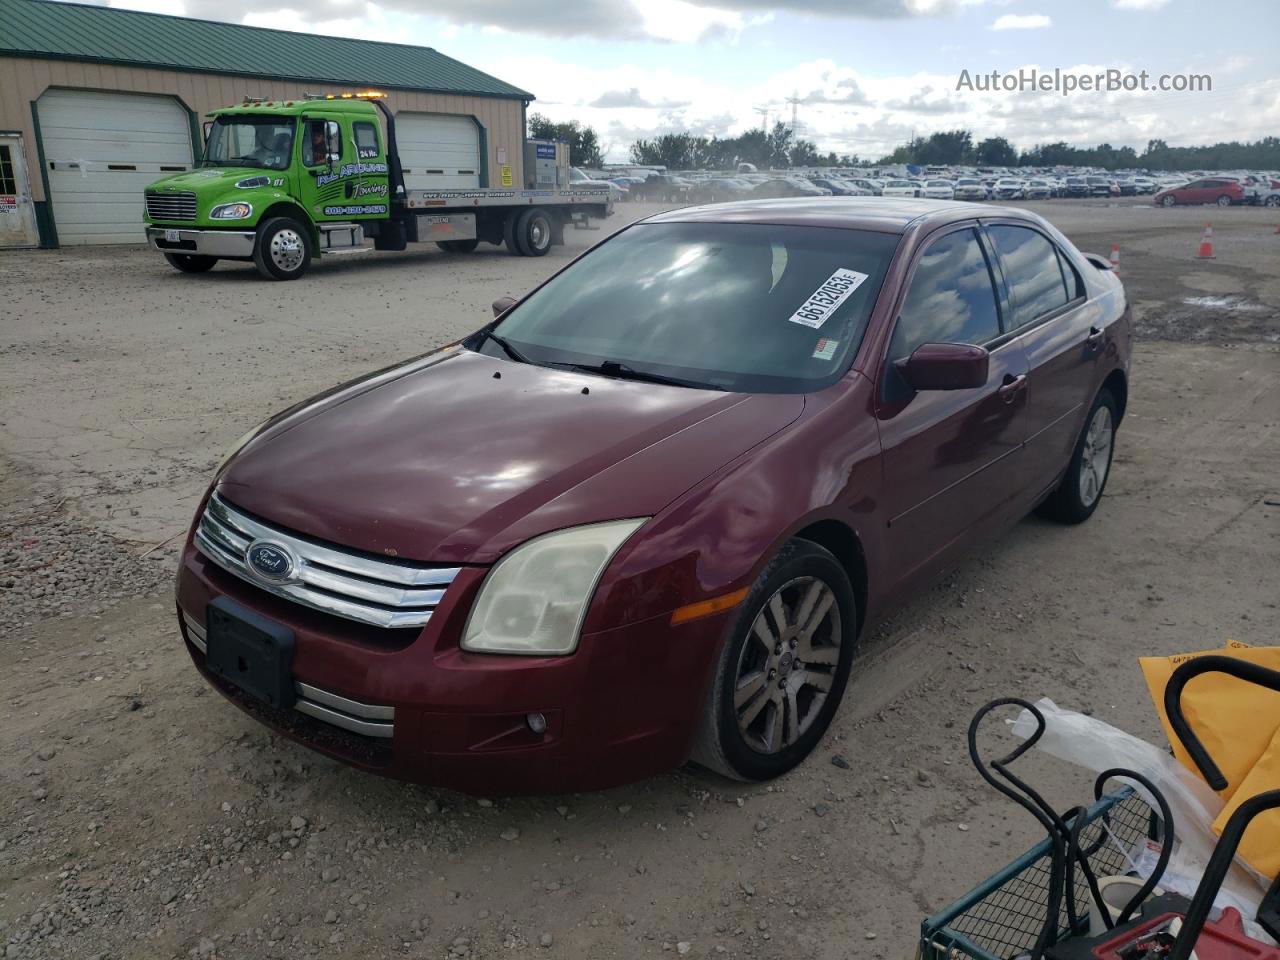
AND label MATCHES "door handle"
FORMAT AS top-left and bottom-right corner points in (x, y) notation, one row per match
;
(1085, 326), (1105, 352)
(997, 373), (1027, 403)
